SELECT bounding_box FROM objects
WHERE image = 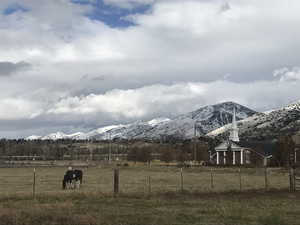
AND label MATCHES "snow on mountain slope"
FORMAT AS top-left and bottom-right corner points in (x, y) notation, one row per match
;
(86, 125), (126, 139)
(26, 102), (256, 141)
(147, 118), (171, 126)
(207, 113), (264, 137)
(91, 118), (171, 140)
(25, 135), (42, 140)
(41, 132), (68, 140)
(65, 132), (87, 140)
(31, 118), (171, 141)
(207, 101), (300, 141)
(137, 102), (256, 140)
